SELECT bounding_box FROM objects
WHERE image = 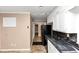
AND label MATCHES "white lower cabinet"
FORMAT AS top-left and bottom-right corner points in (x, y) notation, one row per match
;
(48, 40), (60, 53)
